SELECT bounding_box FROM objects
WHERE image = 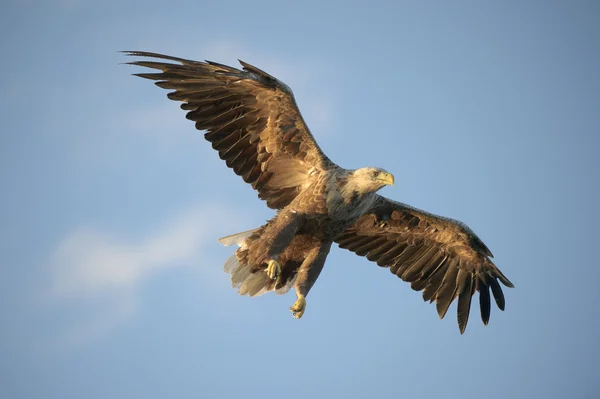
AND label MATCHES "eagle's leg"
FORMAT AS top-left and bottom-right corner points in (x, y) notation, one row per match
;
(263, 210), (303, 280)
(291, 240), (333, 319)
